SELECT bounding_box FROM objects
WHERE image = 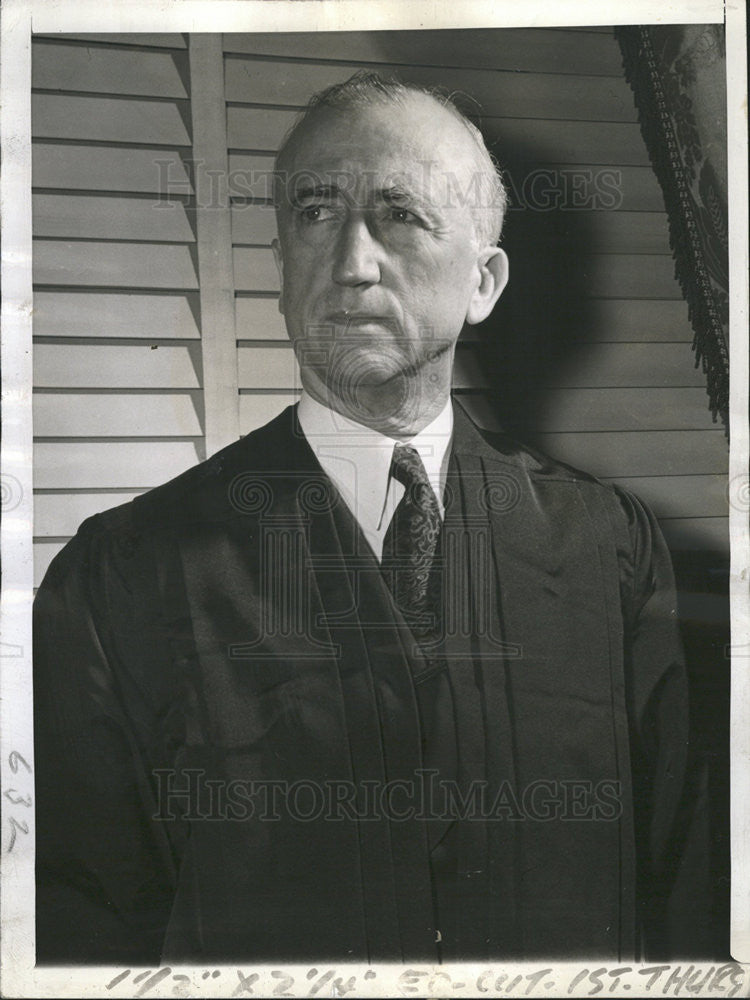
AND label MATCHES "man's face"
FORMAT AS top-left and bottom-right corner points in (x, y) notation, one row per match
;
(272, 94), (507, 423)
